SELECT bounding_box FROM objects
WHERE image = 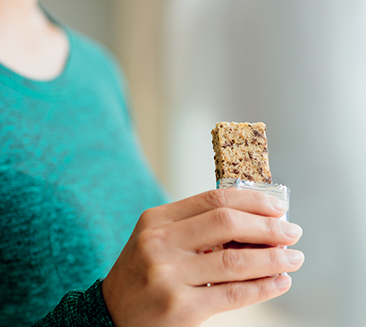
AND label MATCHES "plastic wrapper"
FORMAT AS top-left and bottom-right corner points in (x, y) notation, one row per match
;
(213, 178), (290, 251)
